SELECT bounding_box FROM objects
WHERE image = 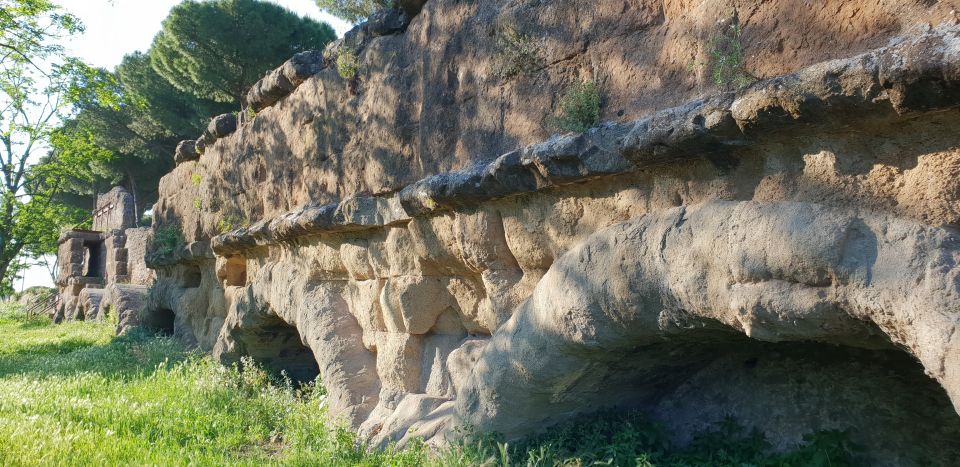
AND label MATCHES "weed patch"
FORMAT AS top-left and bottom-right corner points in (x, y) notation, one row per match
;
(549, 80), (601, 133)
